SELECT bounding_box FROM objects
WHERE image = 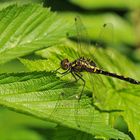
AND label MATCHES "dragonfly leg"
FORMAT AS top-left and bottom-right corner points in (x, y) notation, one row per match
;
(71, 71), (78, 81)
(71, 71), (83, 81)
(77, 72), (83, 77)
(52, 67), (61, 73)
(56, 69), (71, 78)
(74, 72), (85, 101)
